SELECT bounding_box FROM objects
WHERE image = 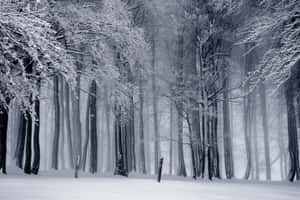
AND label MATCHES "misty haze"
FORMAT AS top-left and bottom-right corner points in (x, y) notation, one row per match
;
(0, 0), (300, 200)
